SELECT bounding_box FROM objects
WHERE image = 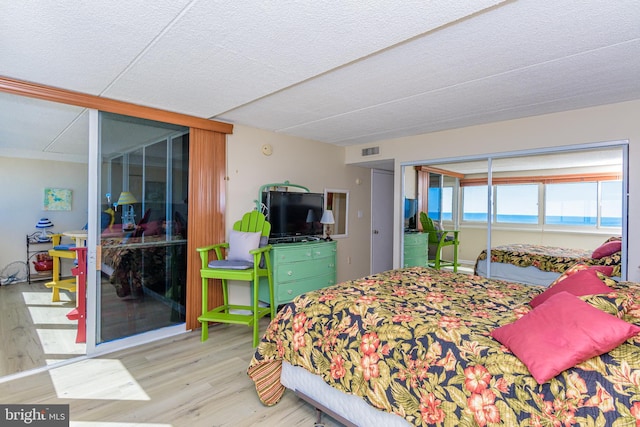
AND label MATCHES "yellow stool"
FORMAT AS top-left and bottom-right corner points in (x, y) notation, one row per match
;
(45, 234), (77, 302)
